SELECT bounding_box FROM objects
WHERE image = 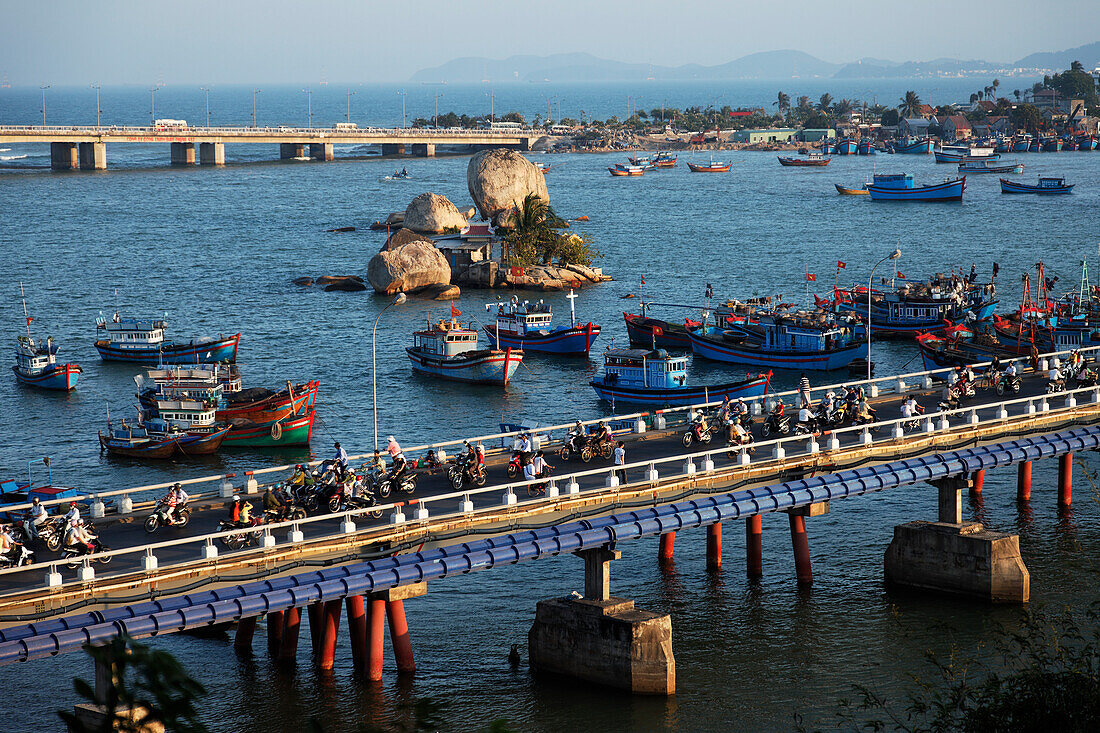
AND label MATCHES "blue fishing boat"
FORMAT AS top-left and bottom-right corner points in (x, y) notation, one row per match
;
(892, 136), (934, 154)
(856, 139), (876, 155)
(13, 285), (81, 391)
(994, 139), (1012, 153)
(590, 347), (770, 407)
(688, 310), (865, 371)
(934, 144), (997, 163)
(99, 420), (182, 459)
(833, 272), (998, 338)
(819, 141), (838, 155)
(1040, 137), (1063, 152)
(866, 173), (965, 201)
(1012, 136), (1033, 153)
(958, 159), (1023, 174)
(999, 176), (1074, 194)
(407, 317), (522, 385)
(1077, 135), (1097, 151)
(94, 313), (240, 364)
(837, 139), (857, 155)
(483, 291), (601, 356)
